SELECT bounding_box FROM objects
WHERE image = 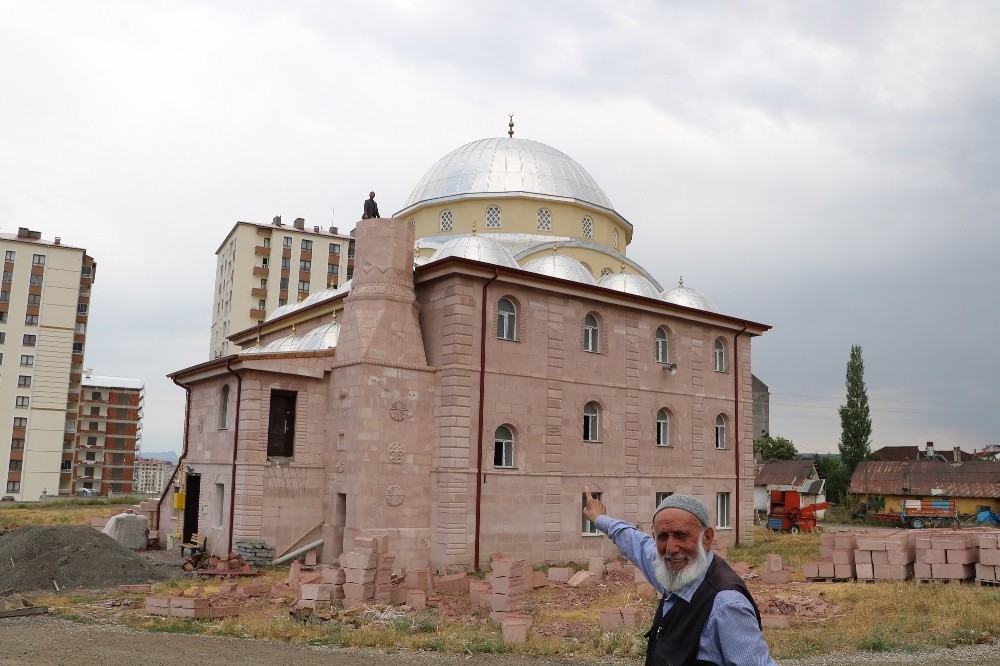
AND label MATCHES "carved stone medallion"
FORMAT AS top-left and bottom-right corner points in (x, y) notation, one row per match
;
(335, 461), (345, 473)
(386, 485), (404, 506)
(387, 442), (405, 464)
(389, 401), (408, 421)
